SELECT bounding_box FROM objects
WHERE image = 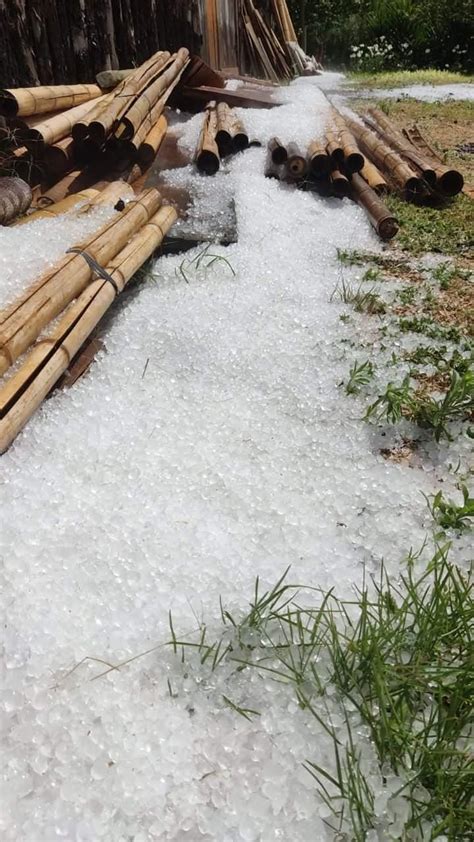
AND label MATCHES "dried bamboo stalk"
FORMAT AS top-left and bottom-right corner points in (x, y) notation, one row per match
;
(308, 140), (330, 177)
(364, 111), (436, 188)
(332, 112), (364, 173)
(366, 107), (463, 196)
(231, 115), (249, 152)
(77, 52), (171, 144)
(325, 130), (344, 167)
(0, 84), (102, 118)
(114, 49), (189, 142)
(0, 189), (161, 375)
(23, 93), (112, 151)
(195, 104), (220, 175)
(268, 137), (288, 165)
(43, 137), (76, 179)
(215, 102), (234, 156)
(13, 190), (100, 225)
(35, 169), (90, 207)
(138, 115), (168, 165)
(77, 181), (135, 211)
(0, 177), (32, 224)
(351, 173), (398, 241)
(360, 160), (388, 195)
(346, 117), (423, 197)
(0, 205), (178, 453)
